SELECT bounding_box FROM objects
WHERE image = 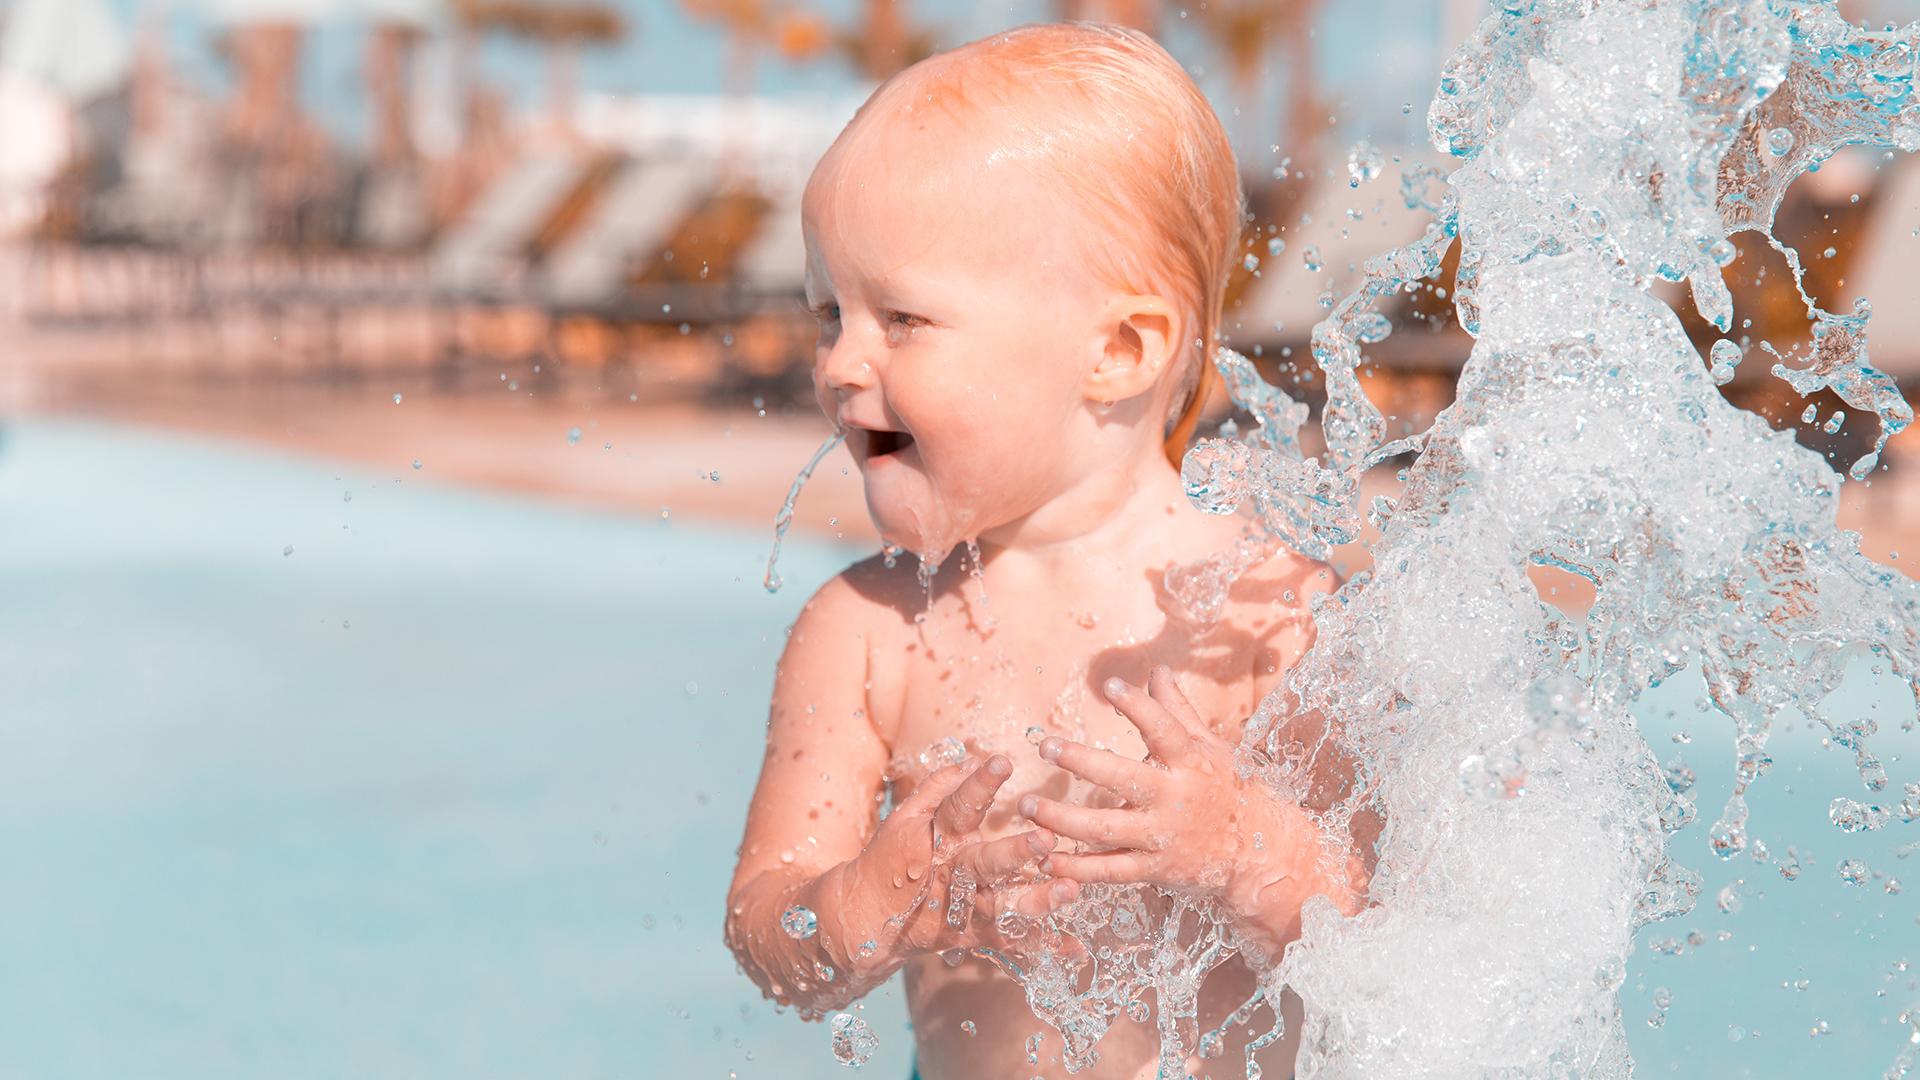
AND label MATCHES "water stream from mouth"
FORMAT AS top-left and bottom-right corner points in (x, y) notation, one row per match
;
(762, 429), (845, 594)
